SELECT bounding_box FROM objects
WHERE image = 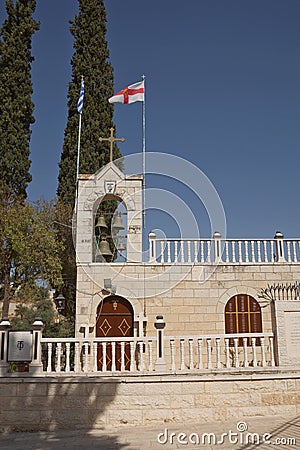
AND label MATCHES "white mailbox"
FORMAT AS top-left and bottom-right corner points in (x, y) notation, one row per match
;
(7, 331), (33, 362)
